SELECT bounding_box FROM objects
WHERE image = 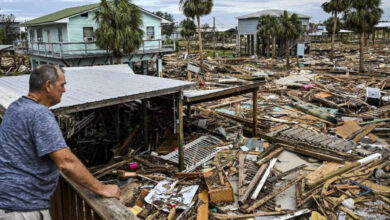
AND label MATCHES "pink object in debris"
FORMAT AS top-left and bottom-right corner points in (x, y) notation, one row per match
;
(129, 162), (139, 171)
(302, 84), (316, 91)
